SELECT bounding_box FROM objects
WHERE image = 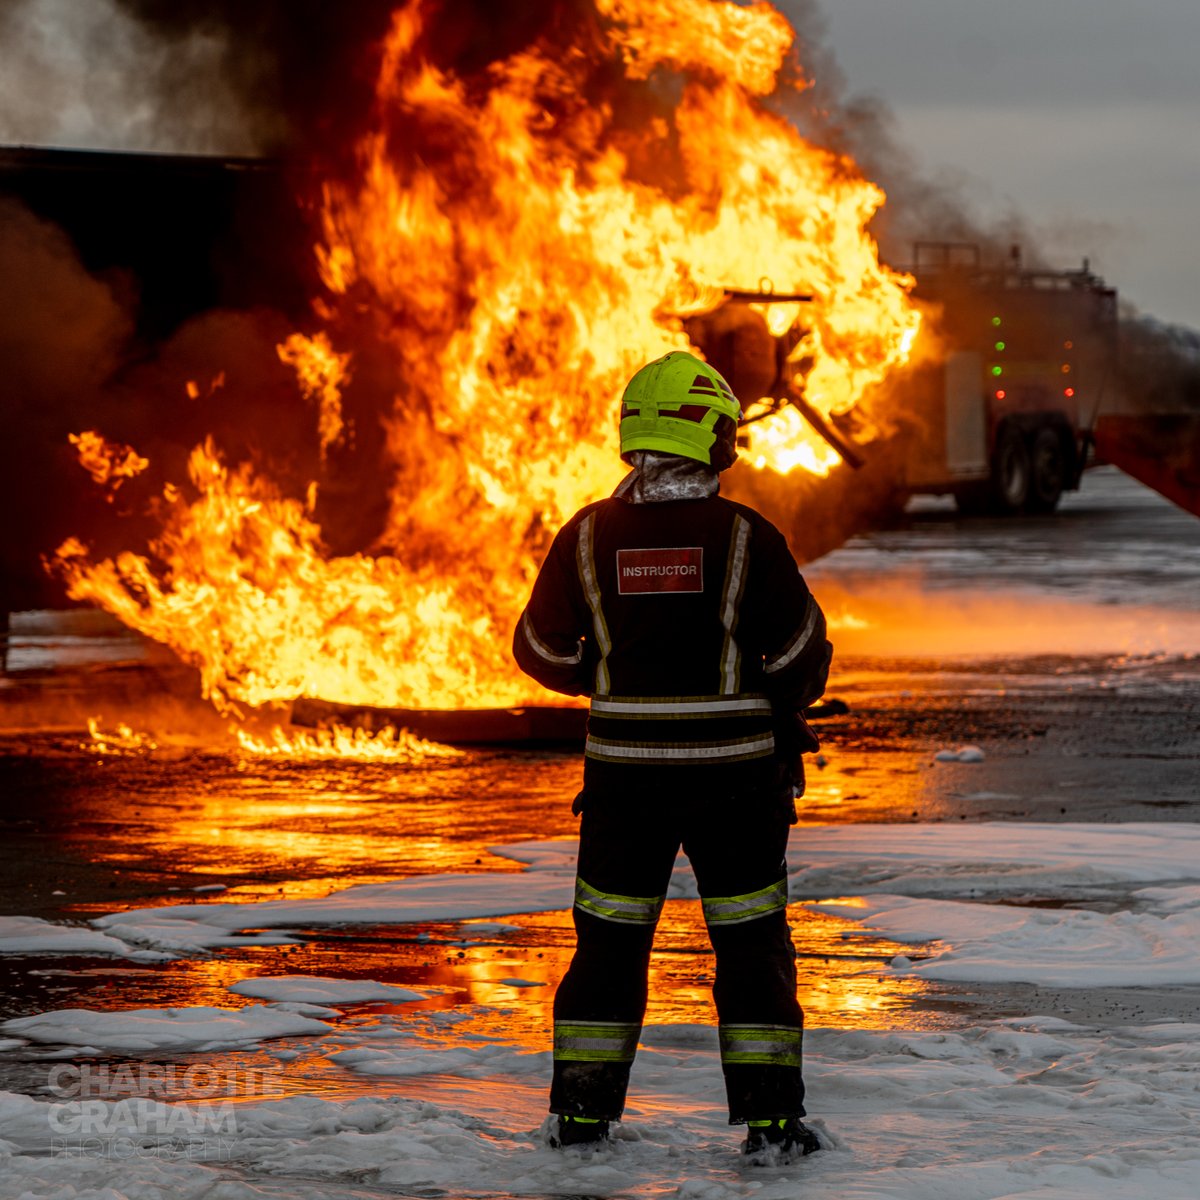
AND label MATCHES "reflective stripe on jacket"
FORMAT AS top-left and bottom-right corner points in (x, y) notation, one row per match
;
(513, 494), (830, 779)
